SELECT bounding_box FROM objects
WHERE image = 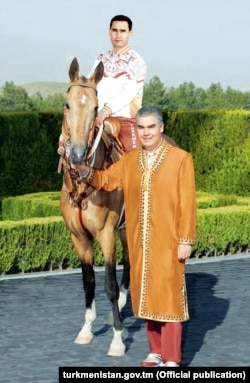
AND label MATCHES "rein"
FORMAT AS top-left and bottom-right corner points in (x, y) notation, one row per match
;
(87, 124), (103, 159)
